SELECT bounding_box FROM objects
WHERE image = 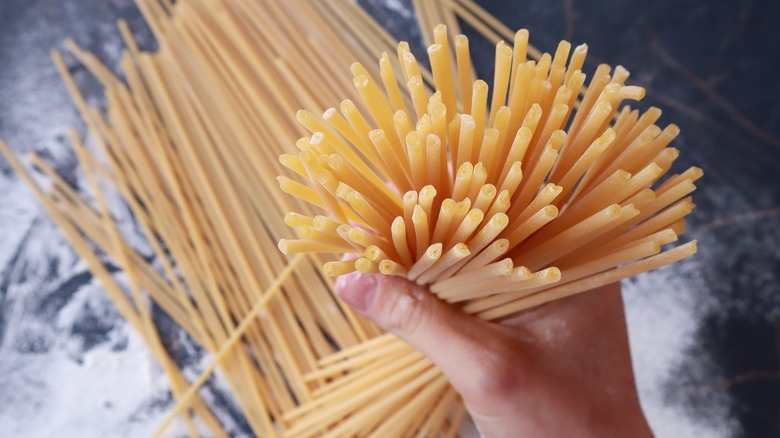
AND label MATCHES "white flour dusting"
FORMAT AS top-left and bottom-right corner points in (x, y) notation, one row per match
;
(624, 261), (739, 437)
